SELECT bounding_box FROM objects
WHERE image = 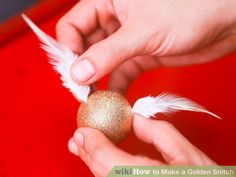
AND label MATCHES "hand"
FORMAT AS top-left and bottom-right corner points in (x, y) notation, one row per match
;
(68, 115), (216, 177)
(57, 0), (236, 93)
